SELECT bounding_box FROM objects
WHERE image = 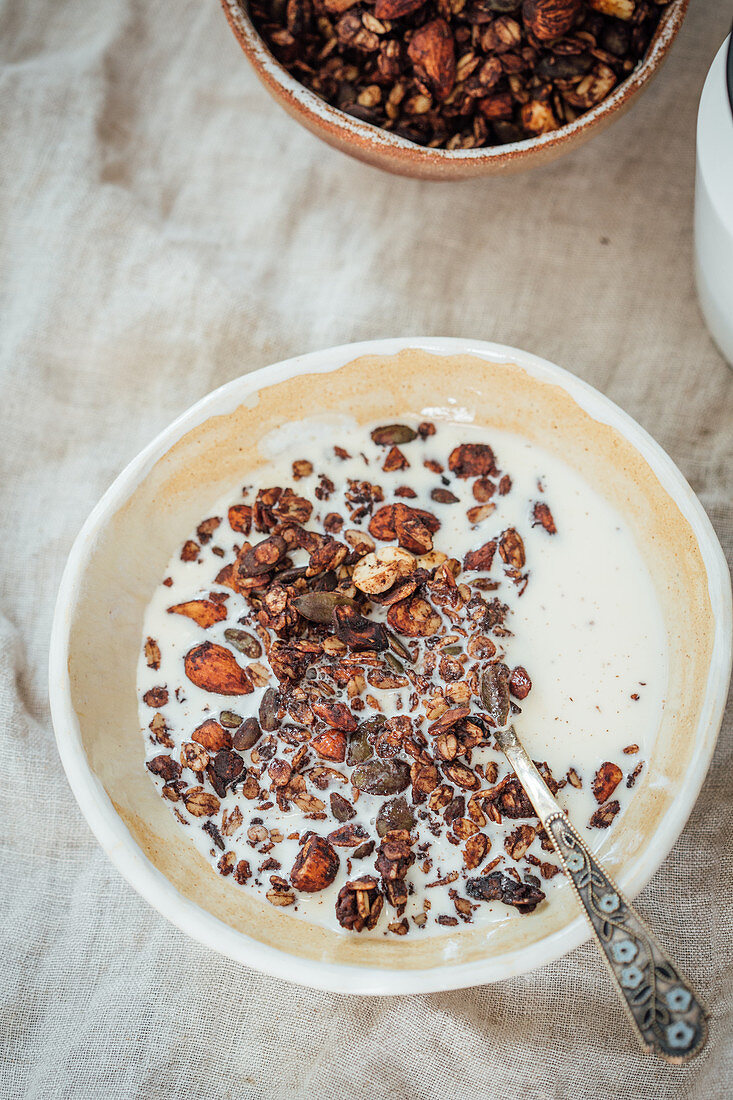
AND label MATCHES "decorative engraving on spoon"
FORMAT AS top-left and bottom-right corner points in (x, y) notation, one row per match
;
(492, 721), (708, 1063)
(545, 812), (707, 1062)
